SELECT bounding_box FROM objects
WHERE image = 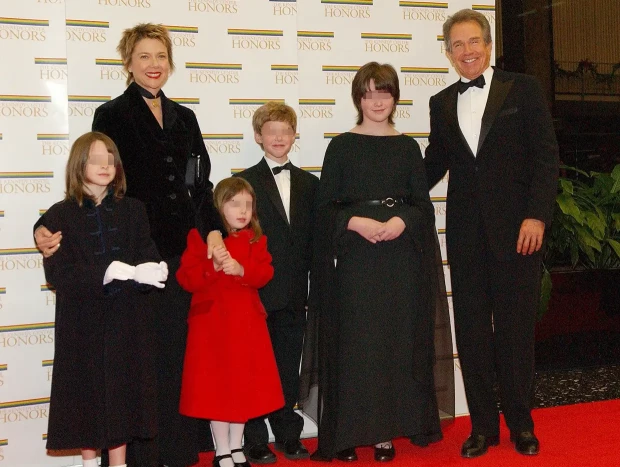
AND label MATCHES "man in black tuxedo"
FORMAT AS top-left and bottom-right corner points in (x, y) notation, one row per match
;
(424, 9), (559, 459)
(236, 102), (319, 463)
